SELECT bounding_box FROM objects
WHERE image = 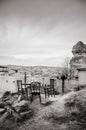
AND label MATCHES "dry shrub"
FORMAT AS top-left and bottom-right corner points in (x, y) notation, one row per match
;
(42, 89), (86, 127)
(41, 100), (68, 124)
(65, 89), (86, 124)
